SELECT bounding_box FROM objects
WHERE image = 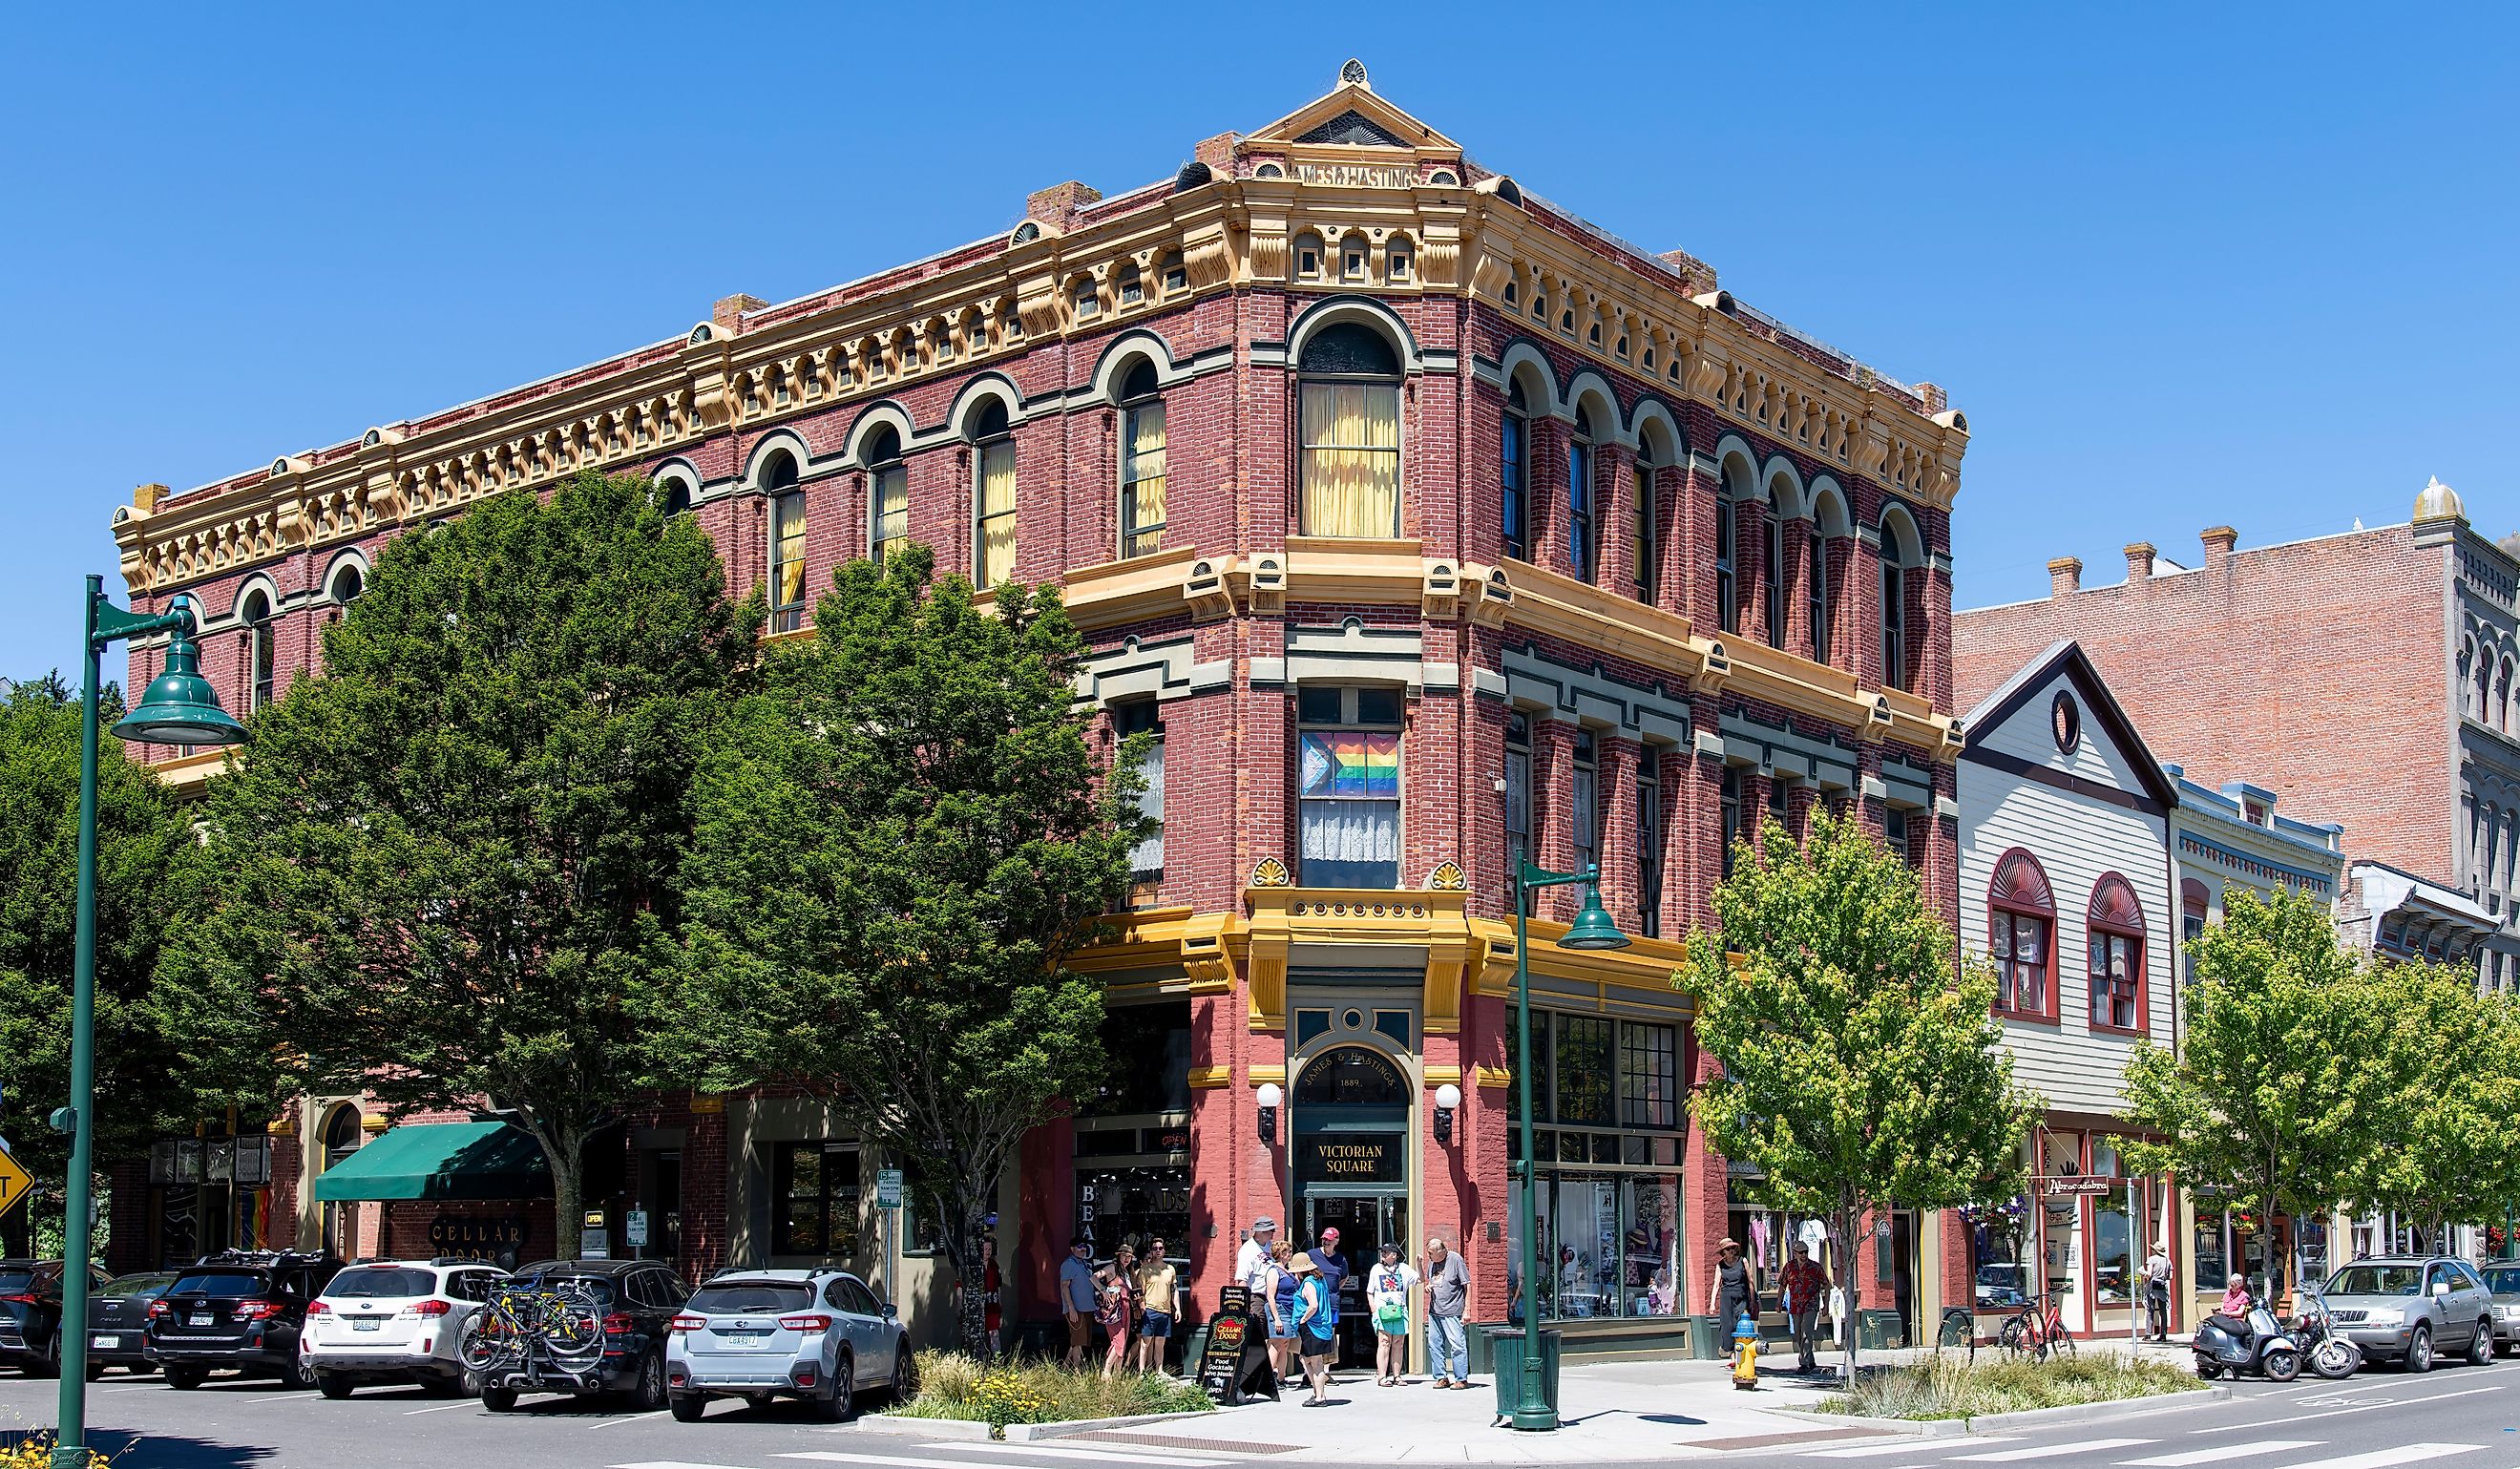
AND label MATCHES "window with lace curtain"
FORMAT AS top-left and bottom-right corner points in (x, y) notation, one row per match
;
(865, 427), (907, 564)
(766, 453), (807, 634)
(971, 401), (1017, 587)
(1297, 325), (1401, 538)
(1989, 849), (2057, 1021)
(1118, 359), (1166, 558)
(1296, 685), (1402, 889)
